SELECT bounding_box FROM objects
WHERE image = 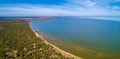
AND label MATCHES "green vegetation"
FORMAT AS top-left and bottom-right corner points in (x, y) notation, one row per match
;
(0, 19), (73, 59)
